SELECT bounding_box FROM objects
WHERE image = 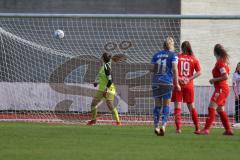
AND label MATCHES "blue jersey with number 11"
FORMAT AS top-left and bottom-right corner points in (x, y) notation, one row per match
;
(151, 50), (178, 84)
